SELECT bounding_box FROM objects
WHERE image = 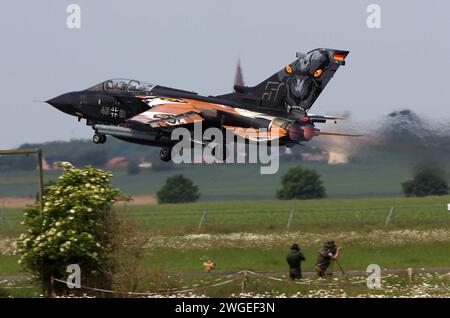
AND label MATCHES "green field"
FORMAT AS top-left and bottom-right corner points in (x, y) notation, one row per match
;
(1, 195), (450, 297)
(0, 159), (430, 200)
(126, 196), (450, 279)
(118, 196), (450, 232)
